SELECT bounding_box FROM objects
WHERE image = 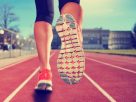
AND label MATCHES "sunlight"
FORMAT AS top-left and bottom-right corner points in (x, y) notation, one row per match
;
(81, 0), (116, 16)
